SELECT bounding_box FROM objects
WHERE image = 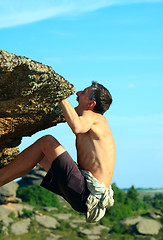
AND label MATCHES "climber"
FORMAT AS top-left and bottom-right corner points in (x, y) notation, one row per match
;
(0, 81), (116, 223)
